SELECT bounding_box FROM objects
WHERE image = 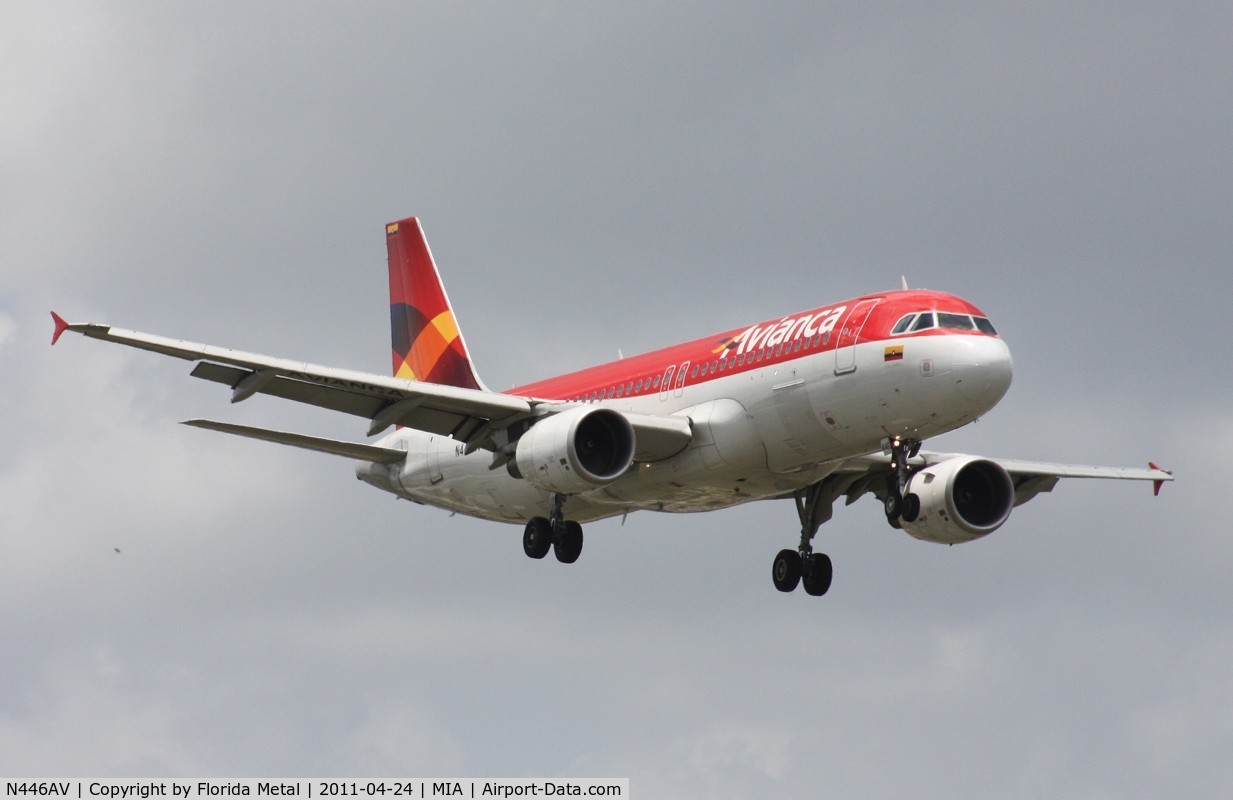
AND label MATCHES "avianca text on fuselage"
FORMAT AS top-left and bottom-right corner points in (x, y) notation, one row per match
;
(730, 306), (847, 356)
